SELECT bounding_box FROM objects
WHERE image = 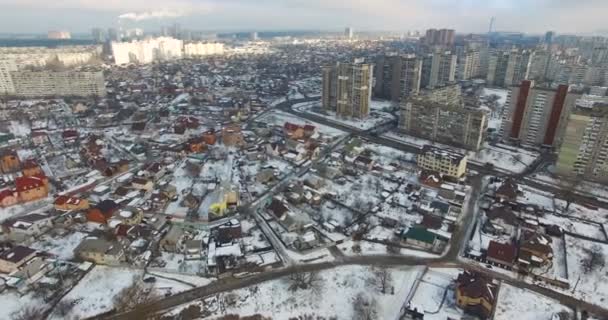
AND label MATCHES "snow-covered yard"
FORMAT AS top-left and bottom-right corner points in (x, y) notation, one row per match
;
(494, 283), (573, 320)
(30, 231), (88, 260)
(408, 268), (465, 320)
(0, 291), (46, 320)
(50, 266), (142, 319)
